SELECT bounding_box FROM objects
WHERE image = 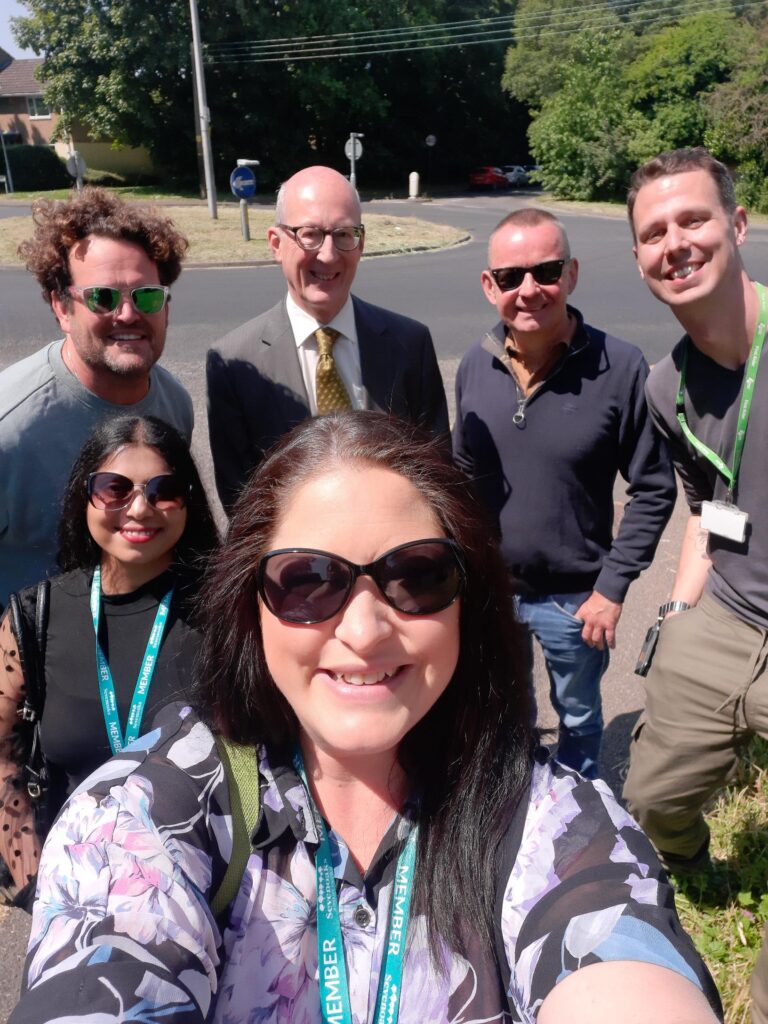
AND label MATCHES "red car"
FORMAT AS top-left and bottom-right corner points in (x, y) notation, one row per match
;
(469, 166), (509, 190)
